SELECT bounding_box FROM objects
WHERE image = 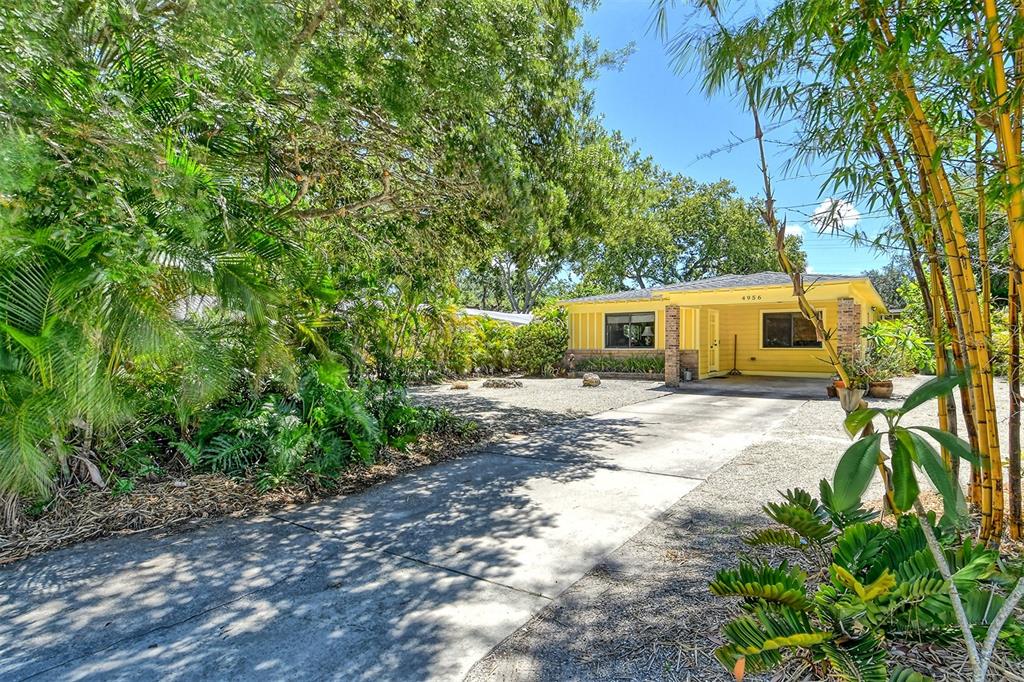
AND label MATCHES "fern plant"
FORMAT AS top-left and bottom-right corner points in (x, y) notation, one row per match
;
(712, 485), (1024, 681)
